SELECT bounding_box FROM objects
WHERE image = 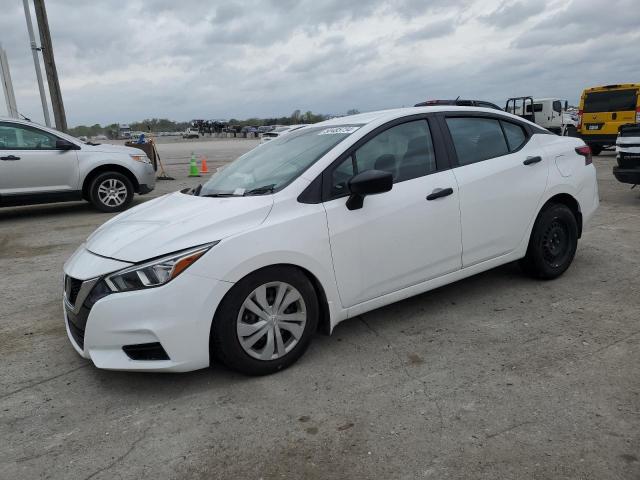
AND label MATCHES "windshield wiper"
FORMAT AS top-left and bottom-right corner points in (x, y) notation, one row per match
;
(200, 192), (240, 197)
(244, 184), (276, 196)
